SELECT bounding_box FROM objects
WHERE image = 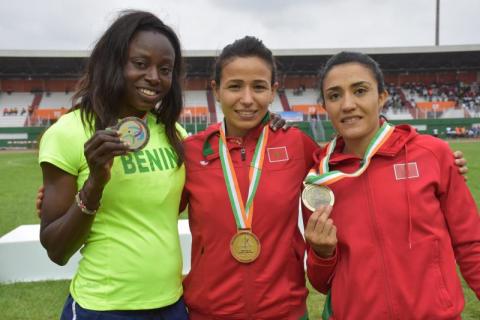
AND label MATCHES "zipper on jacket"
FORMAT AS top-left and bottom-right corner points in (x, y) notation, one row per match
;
(363, 172), (396, 319)
(241, 147), (246, 161)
